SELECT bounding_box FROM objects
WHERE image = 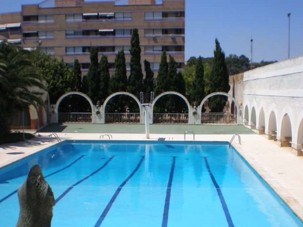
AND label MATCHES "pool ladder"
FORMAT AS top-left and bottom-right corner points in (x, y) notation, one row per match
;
(184, 131), (195, 141)
(100, 134), (113, 140)
(49, 133), (61, 142)
(230, 134), (241, 145)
